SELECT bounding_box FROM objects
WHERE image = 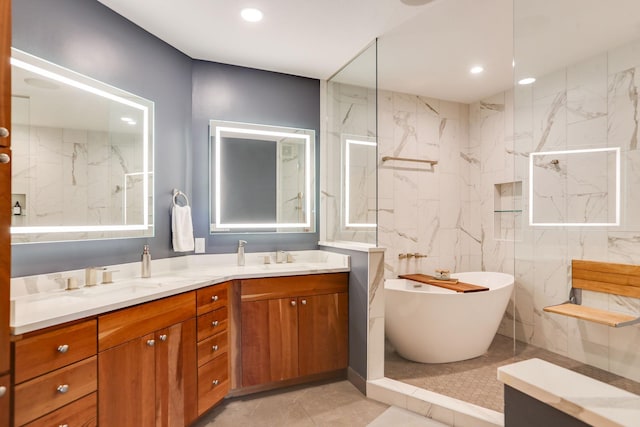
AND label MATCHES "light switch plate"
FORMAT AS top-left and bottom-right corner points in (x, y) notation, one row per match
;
(194, 238), (205, 253)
